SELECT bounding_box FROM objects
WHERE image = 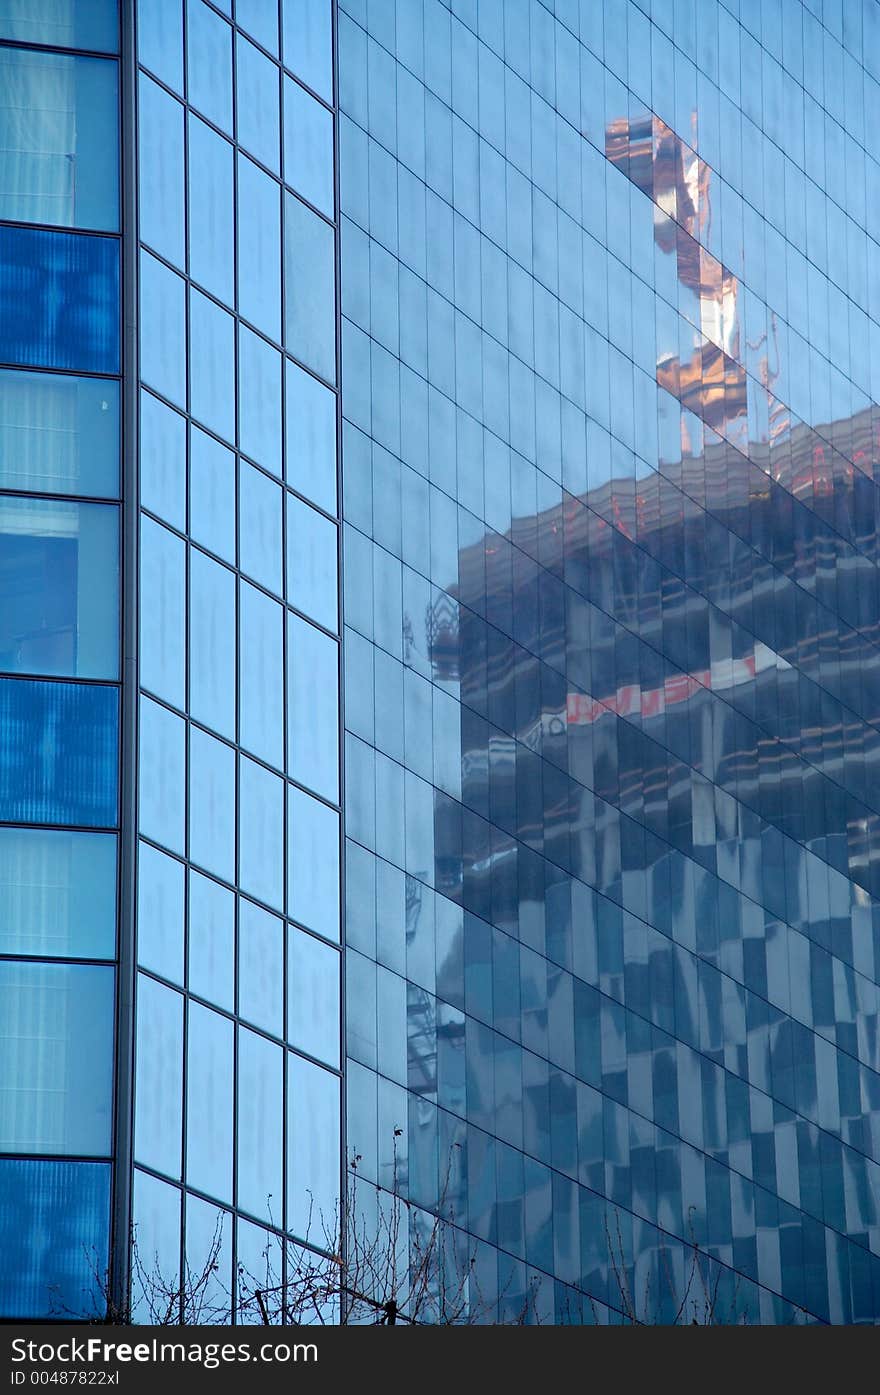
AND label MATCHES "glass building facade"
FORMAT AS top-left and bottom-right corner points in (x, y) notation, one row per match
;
(2, 0), (880, 1326)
